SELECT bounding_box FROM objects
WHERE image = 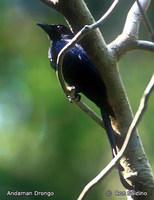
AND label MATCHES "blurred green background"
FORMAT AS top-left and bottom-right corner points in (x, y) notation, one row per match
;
(0, 0), (153, 199)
